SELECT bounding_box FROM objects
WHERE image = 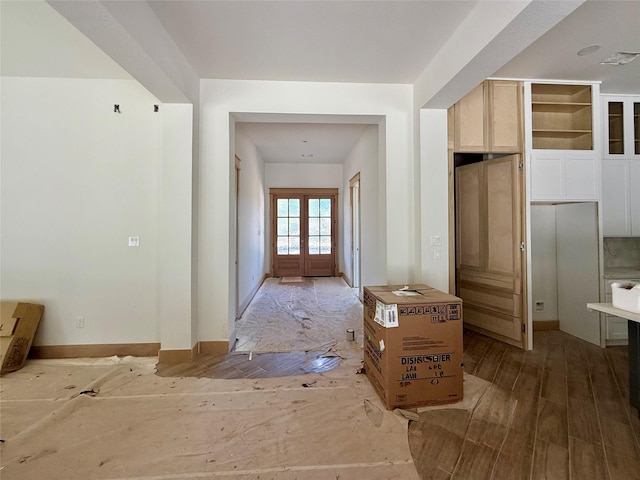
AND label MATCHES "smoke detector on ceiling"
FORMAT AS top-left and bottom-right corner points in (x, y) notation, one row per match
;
(600, 52), (640, 66)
